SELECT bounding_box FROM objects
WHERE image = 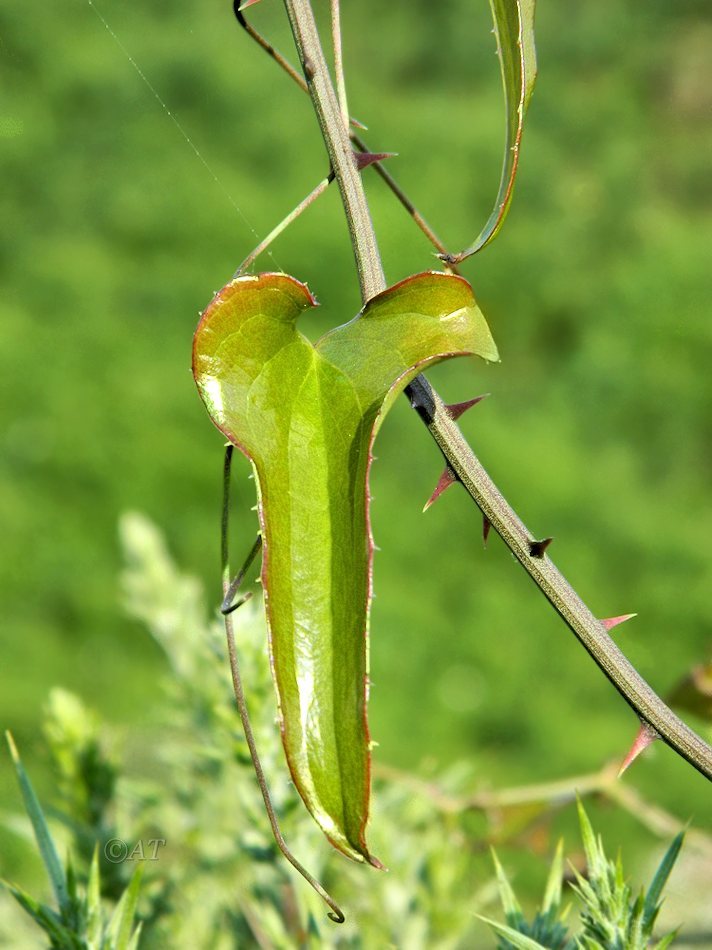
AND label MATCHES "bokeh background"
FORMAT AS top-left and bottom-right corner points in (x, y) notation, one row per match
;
(2, 0), (711, 933)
